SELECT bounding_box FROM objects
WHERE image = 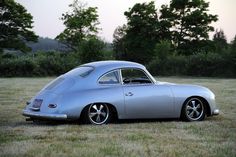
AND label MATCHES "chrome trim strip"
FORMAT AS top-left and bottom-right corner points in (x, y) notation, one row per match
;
(29, 107), (40, 111)
(22, 110), (67, 120)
